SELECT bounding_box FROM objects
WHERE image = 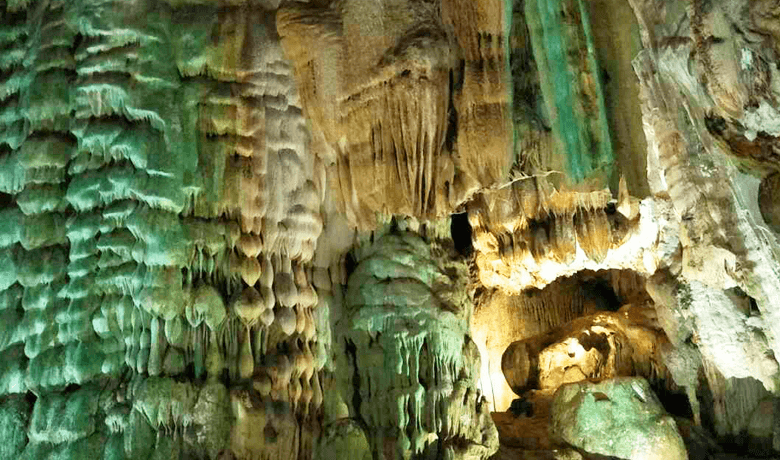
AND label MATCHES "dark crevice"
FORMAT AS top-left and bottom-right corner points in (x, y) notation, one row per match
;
(24, 391), (37, 407)
(450, 212), (472, 256)
(444, 69), (459, 153)
(653, 381), (694, 419)
(749, 296), (760, 316)
(344, 251), (358, 282)
(345, 340), (359, 410)
(0, 192), (13, 209)
(581, 278), (622, 312)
